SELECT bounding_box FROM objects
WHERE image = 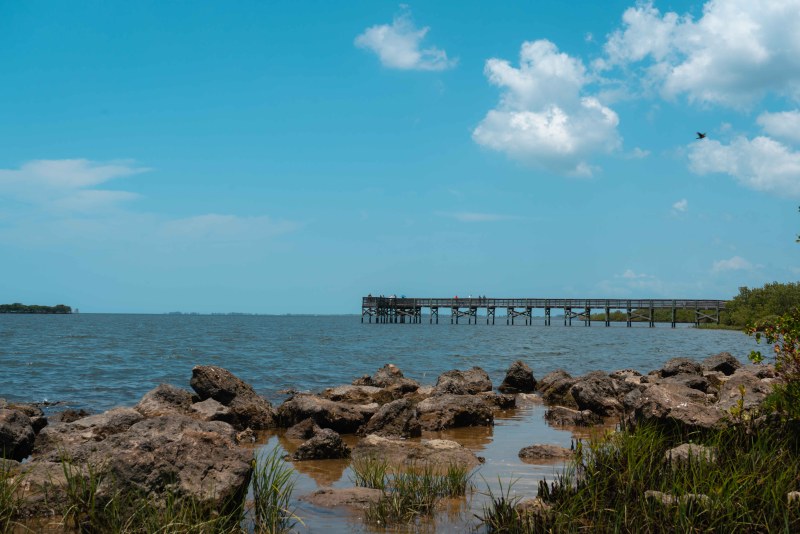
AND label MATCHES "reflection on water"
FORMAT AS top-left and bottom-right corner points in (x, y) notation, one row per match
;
(260, 400), (615, 533)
